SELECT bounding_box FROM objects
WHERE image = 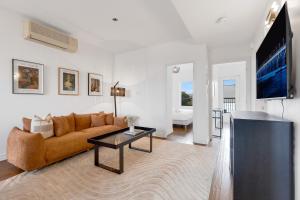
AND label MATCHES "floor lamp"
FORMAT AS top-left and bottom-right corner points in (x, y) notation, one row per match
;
(111, 82), (125, 117)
